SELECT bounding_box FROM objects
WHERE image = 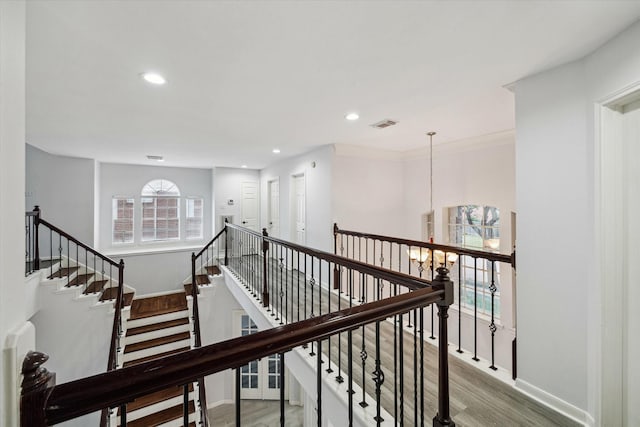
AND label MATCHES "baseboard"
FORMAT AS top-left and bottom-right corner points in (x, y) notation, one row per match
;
(207, 399), (234, 410)
(515, 379), (589, 426)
